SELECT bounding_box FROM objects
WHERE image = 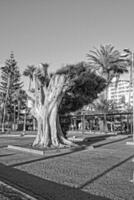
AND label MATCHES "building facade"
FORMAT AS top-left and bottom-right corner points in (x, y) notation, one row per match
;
(108, 80), (133, 110)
